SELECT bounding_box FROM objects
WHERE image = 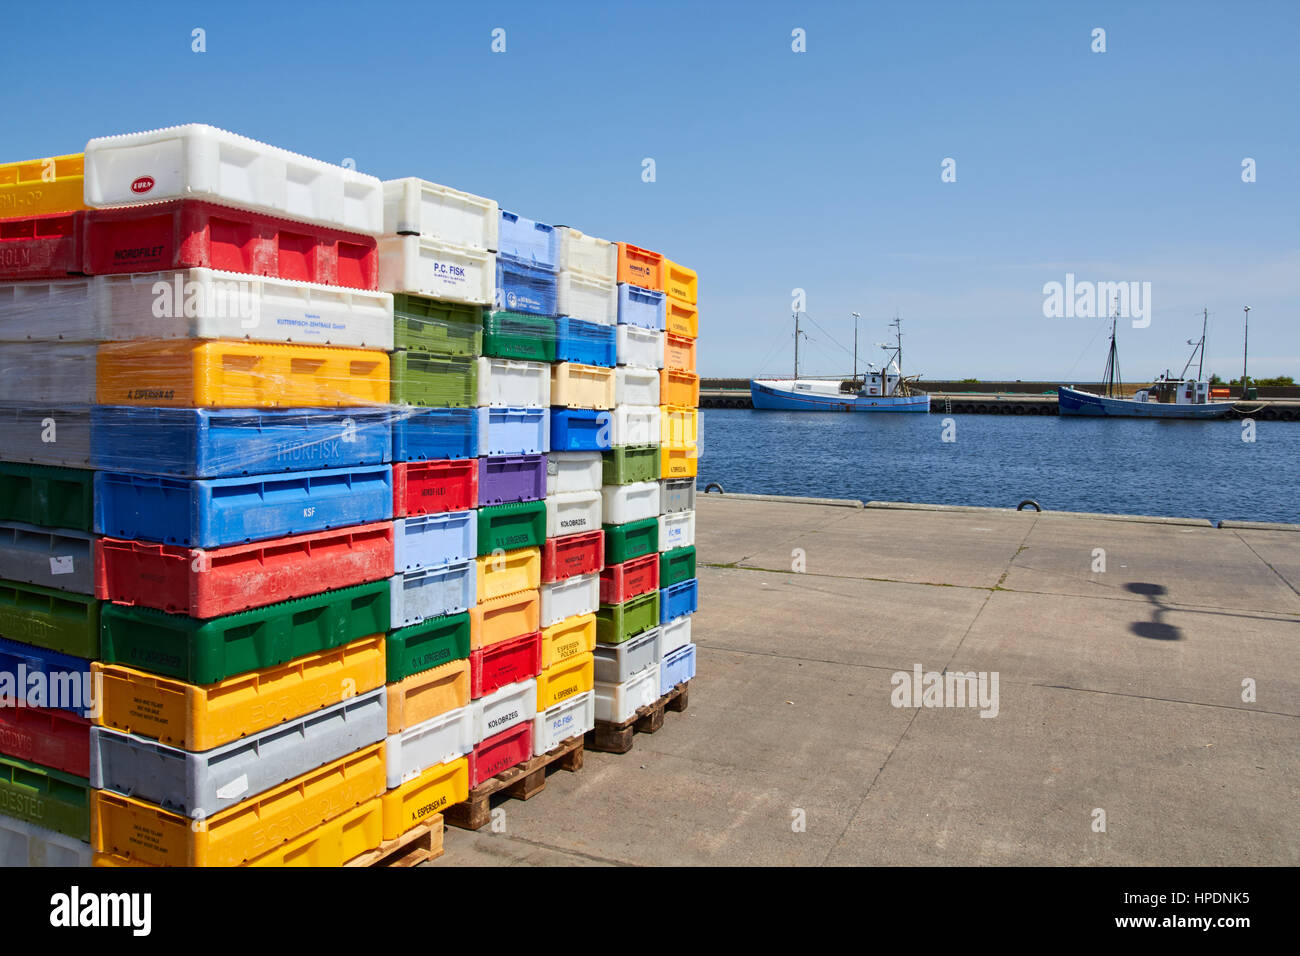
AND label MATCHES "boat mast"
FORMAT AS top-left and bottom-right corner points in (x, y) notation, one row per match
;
(1100, 298), (1122, 397)
(852, 312), (860, 381)
(1198, 307), (1207, 380)
(793, 312), (800, 379)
